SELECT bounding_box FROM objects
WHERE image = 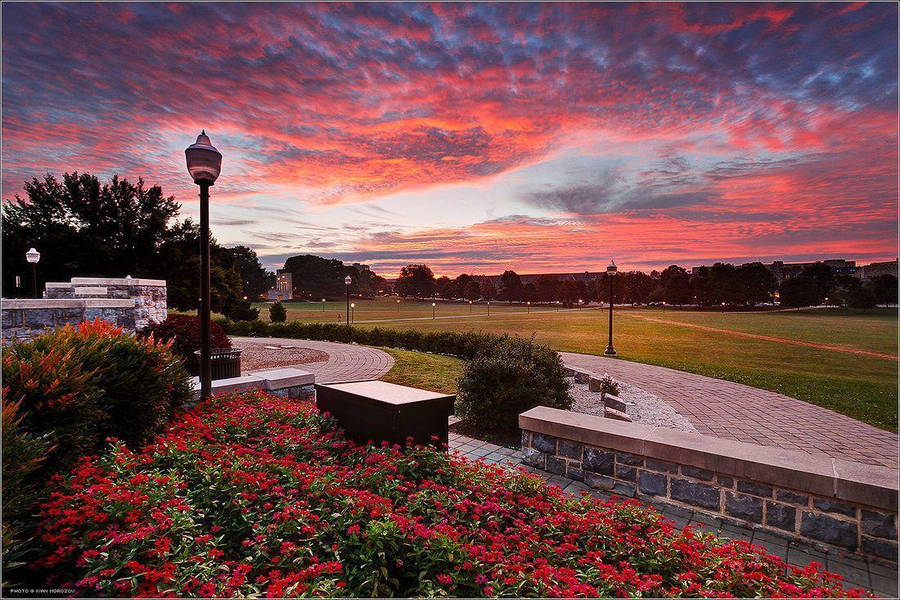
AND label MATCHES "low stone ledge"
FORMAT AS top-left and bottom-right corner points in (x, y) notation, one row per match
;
(2, 298), (133, 309)
(71, 276), (165, 286)
(249, 367), (315, 390)
(188, 371), (317, 403)
(519, 405), (898, 562)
